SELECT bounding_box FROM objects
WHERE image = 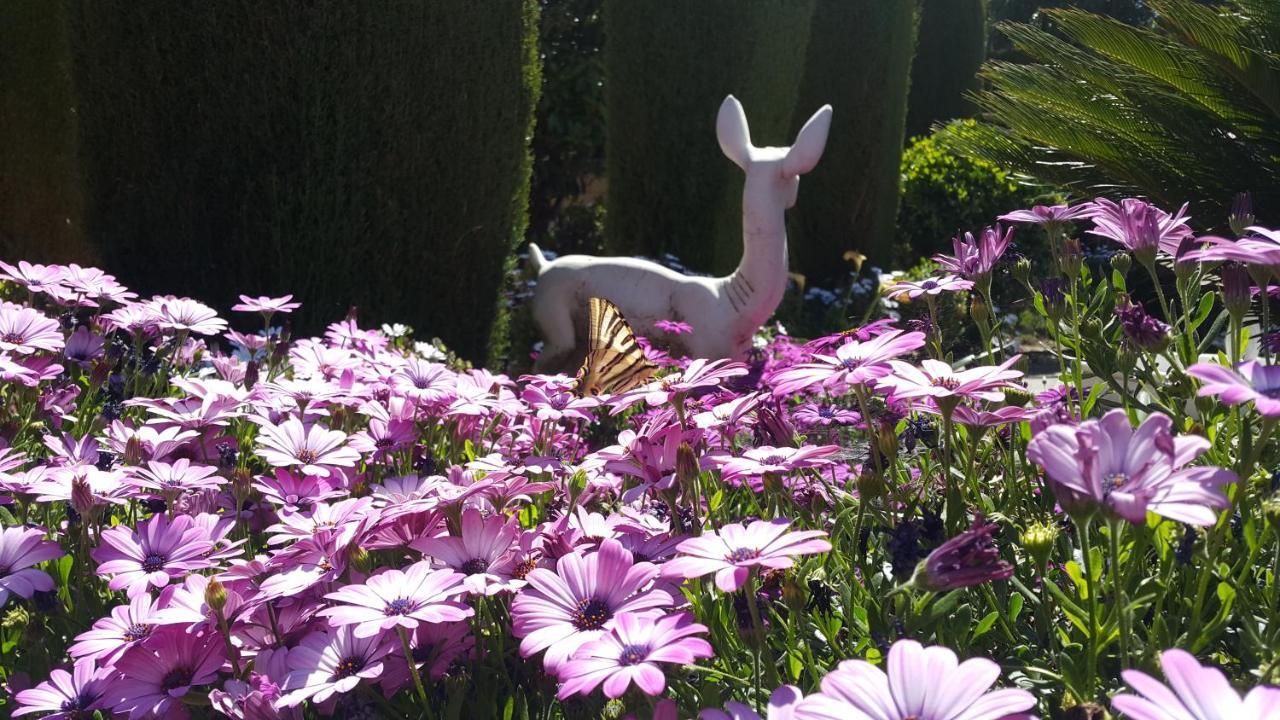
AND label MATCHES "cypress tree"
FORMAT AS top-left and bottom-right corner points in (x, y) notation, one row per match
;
(905, 0), (986, 140)
(603, 0), (814, 275)
(59, 1), (540, 362)
(789, 0), (919, 279)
